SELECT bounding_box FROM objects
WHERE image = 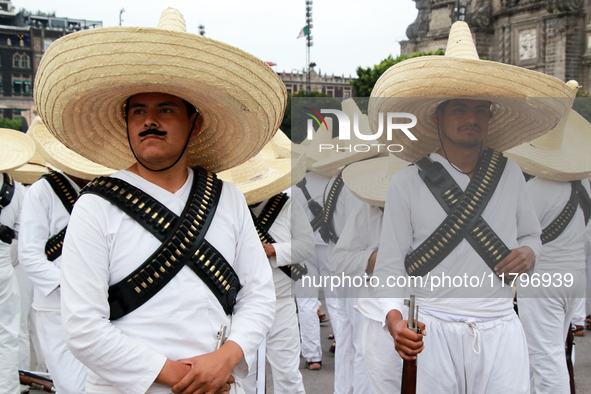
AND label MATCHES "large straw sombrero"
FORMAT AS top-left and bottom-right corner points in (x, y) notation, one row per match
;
(505, 109), (591, 181)
(7, 163), (51, 185)
(342, 154), (411, 207)
(368, 21), (578, 162)
(32, 121), (115, 180)
(313, 98), (385, 173)
(219, 133), (306, 205)
(292, 118), (341, 177)
(0, 128), (35, 172)
(34, 7), (287, 173)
